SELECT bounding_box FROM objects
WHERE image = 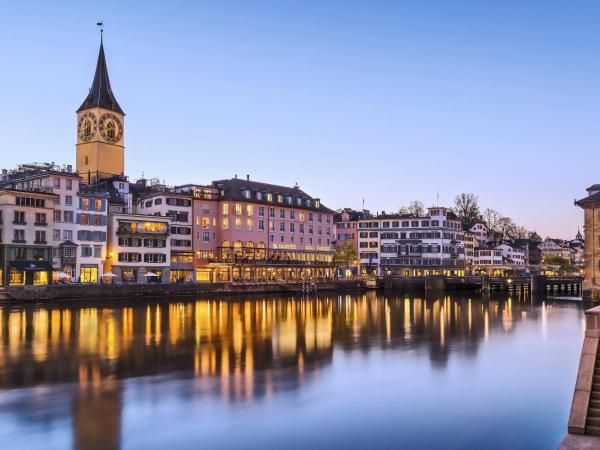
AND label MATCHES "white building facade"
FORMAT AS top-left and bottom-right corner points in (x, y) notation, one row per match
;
(357, 207), (466, 276)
